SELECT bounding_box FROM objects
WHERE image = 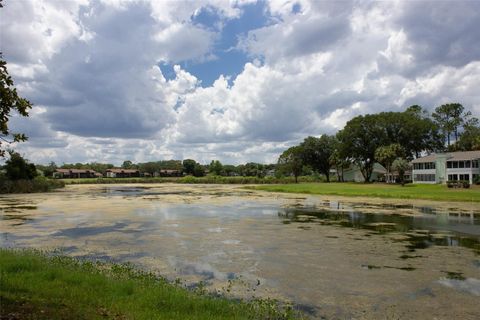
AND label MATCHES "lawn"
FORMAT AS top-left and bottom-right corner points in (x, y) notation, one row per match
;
(250, 183), (480, 202)
(0, 249), (298, 320)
